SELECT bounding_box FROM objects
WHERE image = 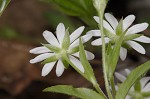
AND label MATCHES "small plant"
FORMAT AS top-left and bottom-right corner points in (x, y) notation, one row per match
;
(29, 0), (150, 99)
